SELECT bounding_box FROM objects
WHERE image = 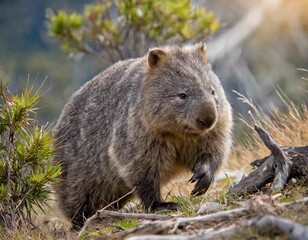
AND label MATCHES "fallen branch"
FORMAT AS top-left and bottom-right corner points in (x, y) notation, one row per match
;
(126, 215), (308, 240)
(174, 207), (247, 227)
(278, 197), (308, 207)
(126, 222), (253, 240)
(105, 207), (248, 239)
(201, 214), (308, 240)
(96, 210), (173, 221)
(255, 215), (308, 240)
(99, 197), (307, 239)
(127, 235), (192, 240)
(81, 195), (303, 230)
(78, 187), (136, 238)
(229, 125), (308, 195)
